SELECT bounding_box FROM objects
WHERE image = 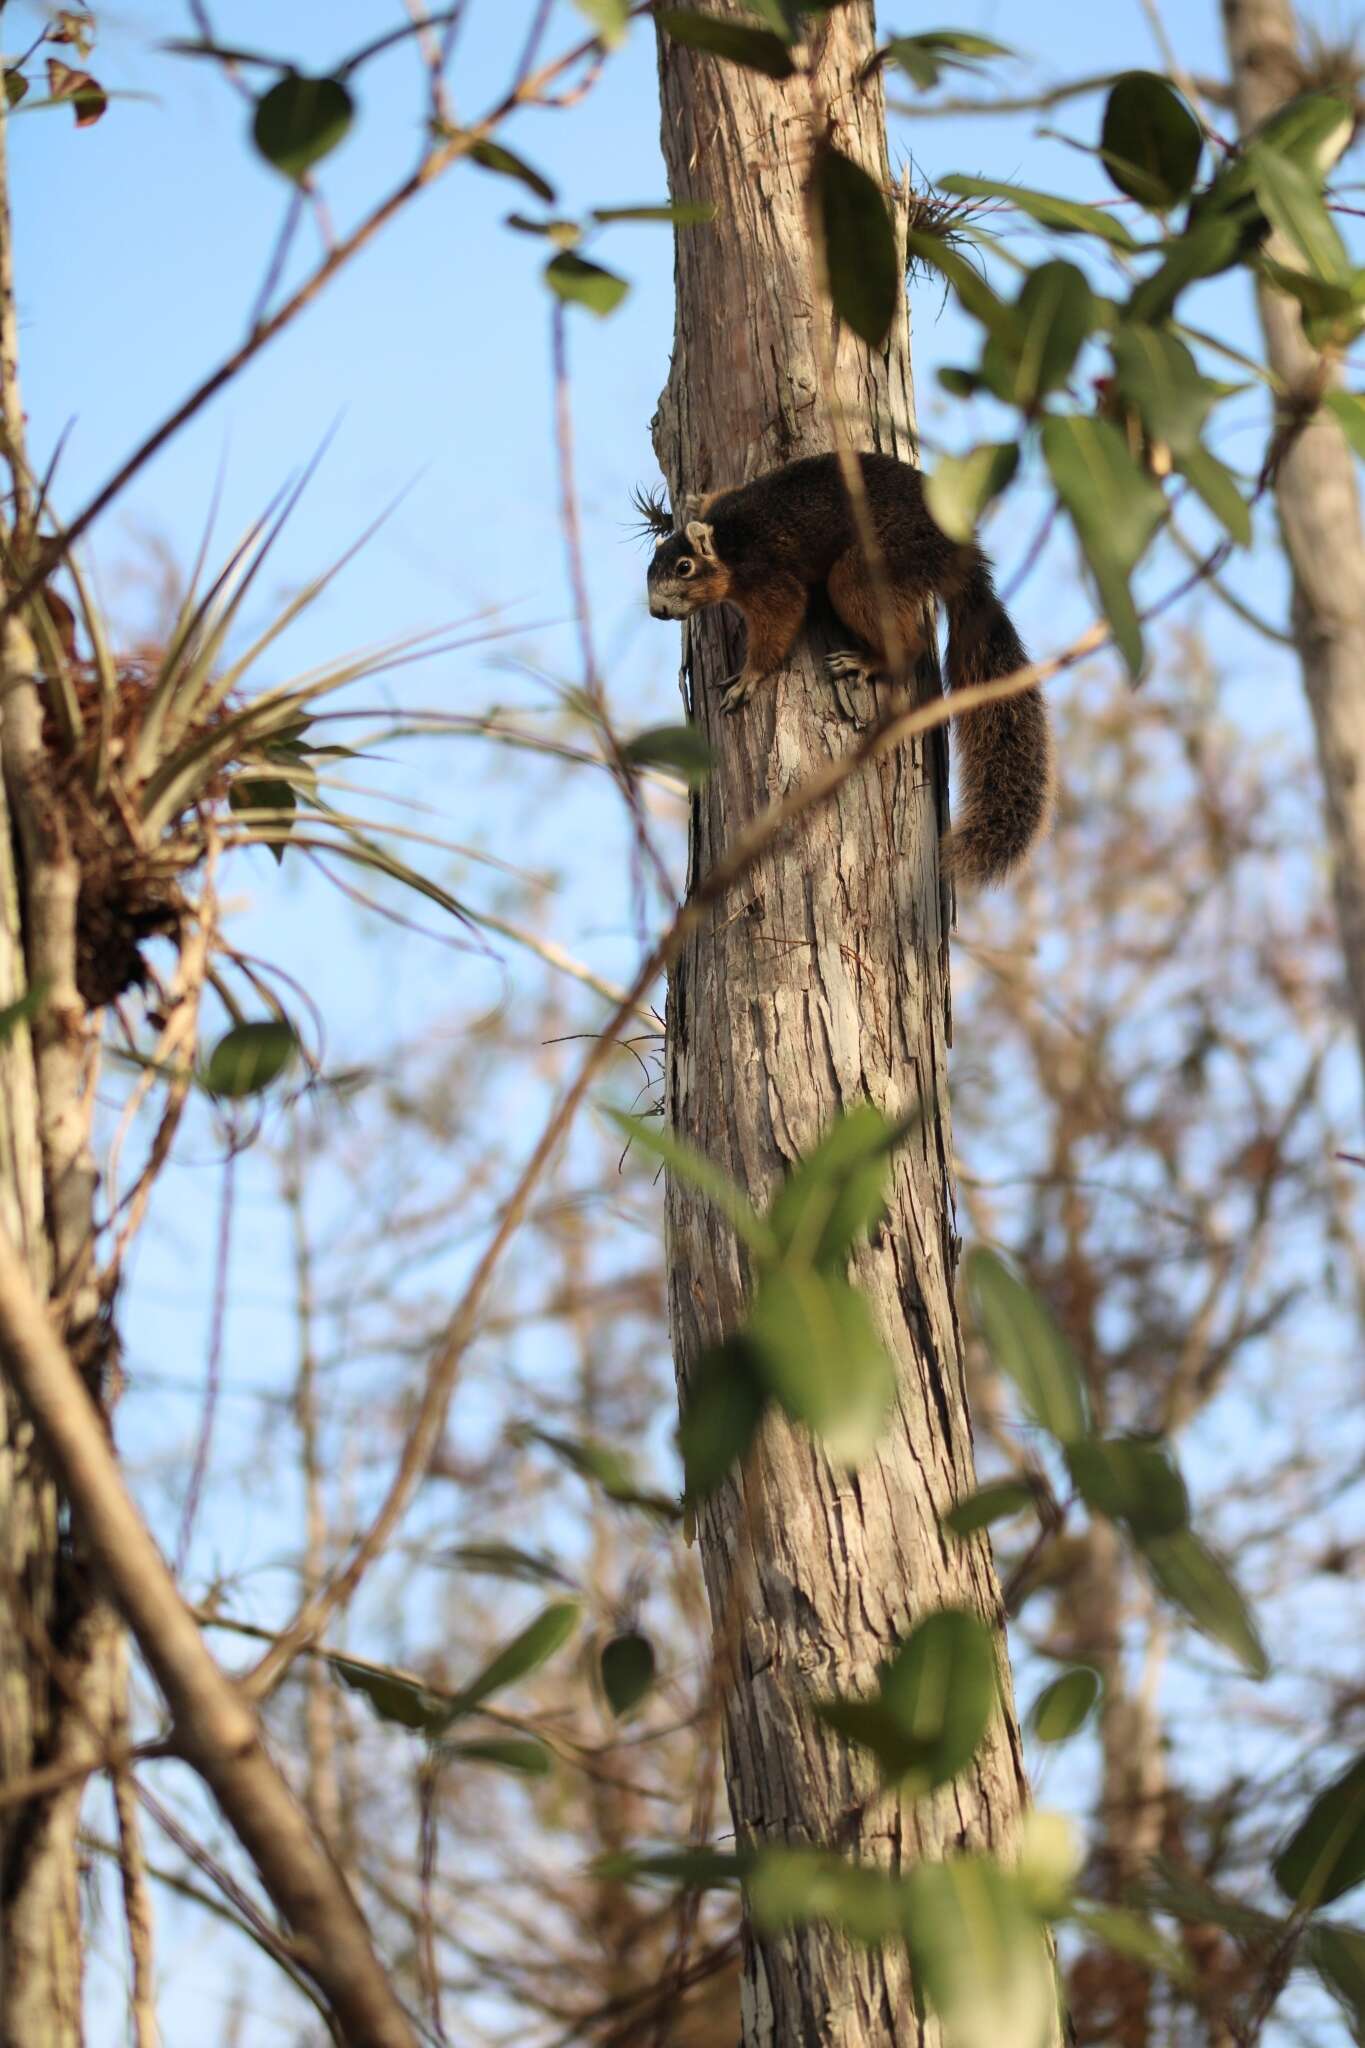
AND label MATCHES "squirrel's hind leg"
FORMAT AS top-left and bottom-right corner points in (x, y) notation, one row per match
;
(718, 574), (808, 714)
(826, 549), (933, 679)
